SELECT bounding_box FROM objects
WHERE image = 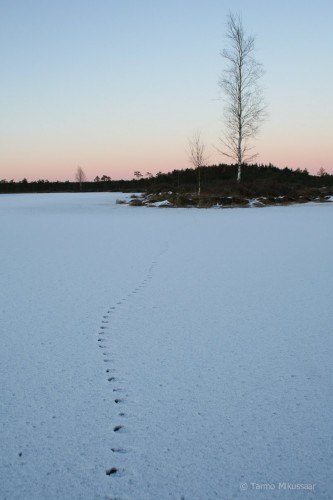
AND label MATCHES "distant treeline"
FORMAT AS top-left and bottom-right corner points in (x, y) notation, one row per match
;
(1, 163), (332, 197)
(0, 177), (139, 194)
